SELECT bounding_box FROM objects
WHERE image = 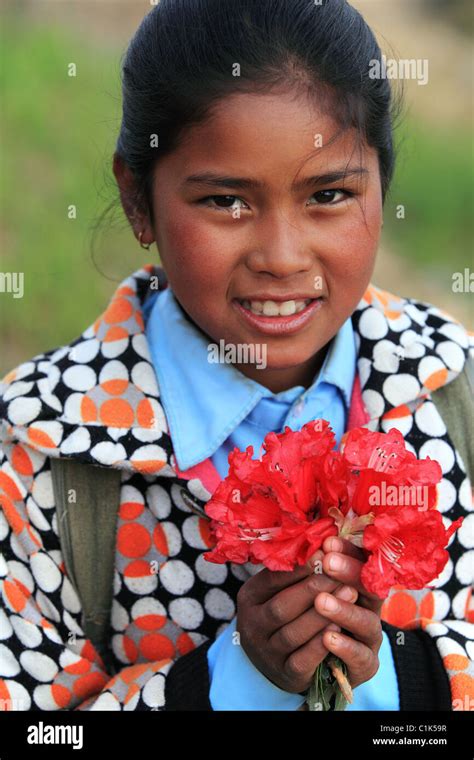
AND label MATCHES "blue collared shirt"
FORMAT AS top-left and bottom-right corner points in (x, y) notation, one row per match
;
(143, 287), (399, 711)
